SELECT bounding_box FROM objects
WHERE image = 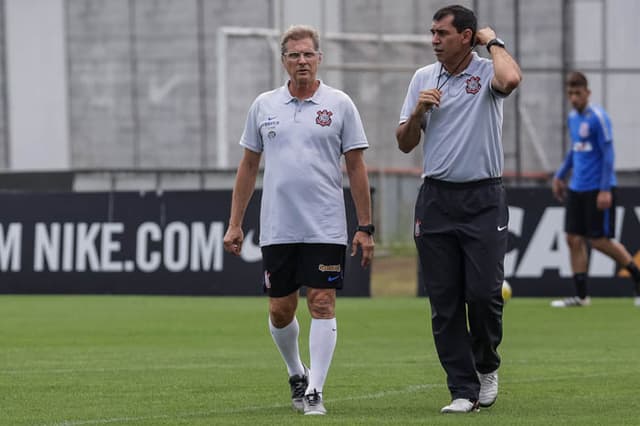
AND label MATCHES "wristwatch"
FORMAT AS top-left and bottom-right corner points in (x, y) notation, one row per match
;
(356, 224), (375, 235)
(486, 38), (505, 53)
